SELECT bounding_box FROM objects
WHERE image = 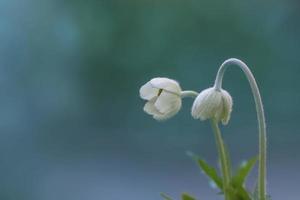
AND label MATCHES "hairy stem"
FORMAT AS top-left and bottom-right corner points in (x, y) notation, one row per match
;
(180, 90), (198, 98)
(210, 119), (231, 200)
(214, 58), (267, 200)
